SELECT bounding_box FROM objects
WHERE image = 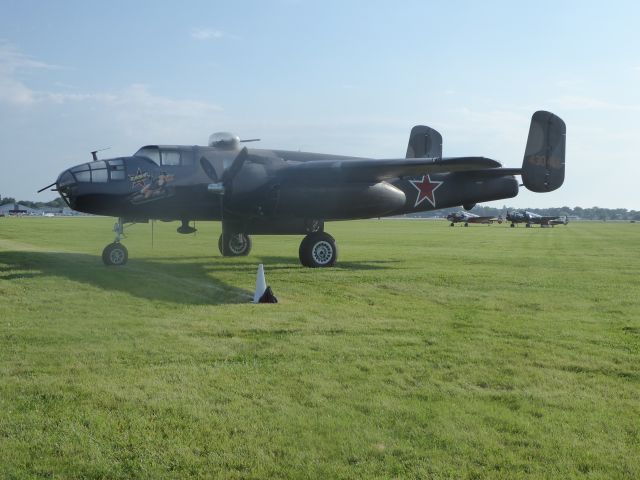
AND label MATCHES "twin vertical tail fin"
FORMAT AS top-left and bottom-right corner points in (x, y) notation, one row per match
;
(521, 111), (566, 192)
(406, 125), (443, 159)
